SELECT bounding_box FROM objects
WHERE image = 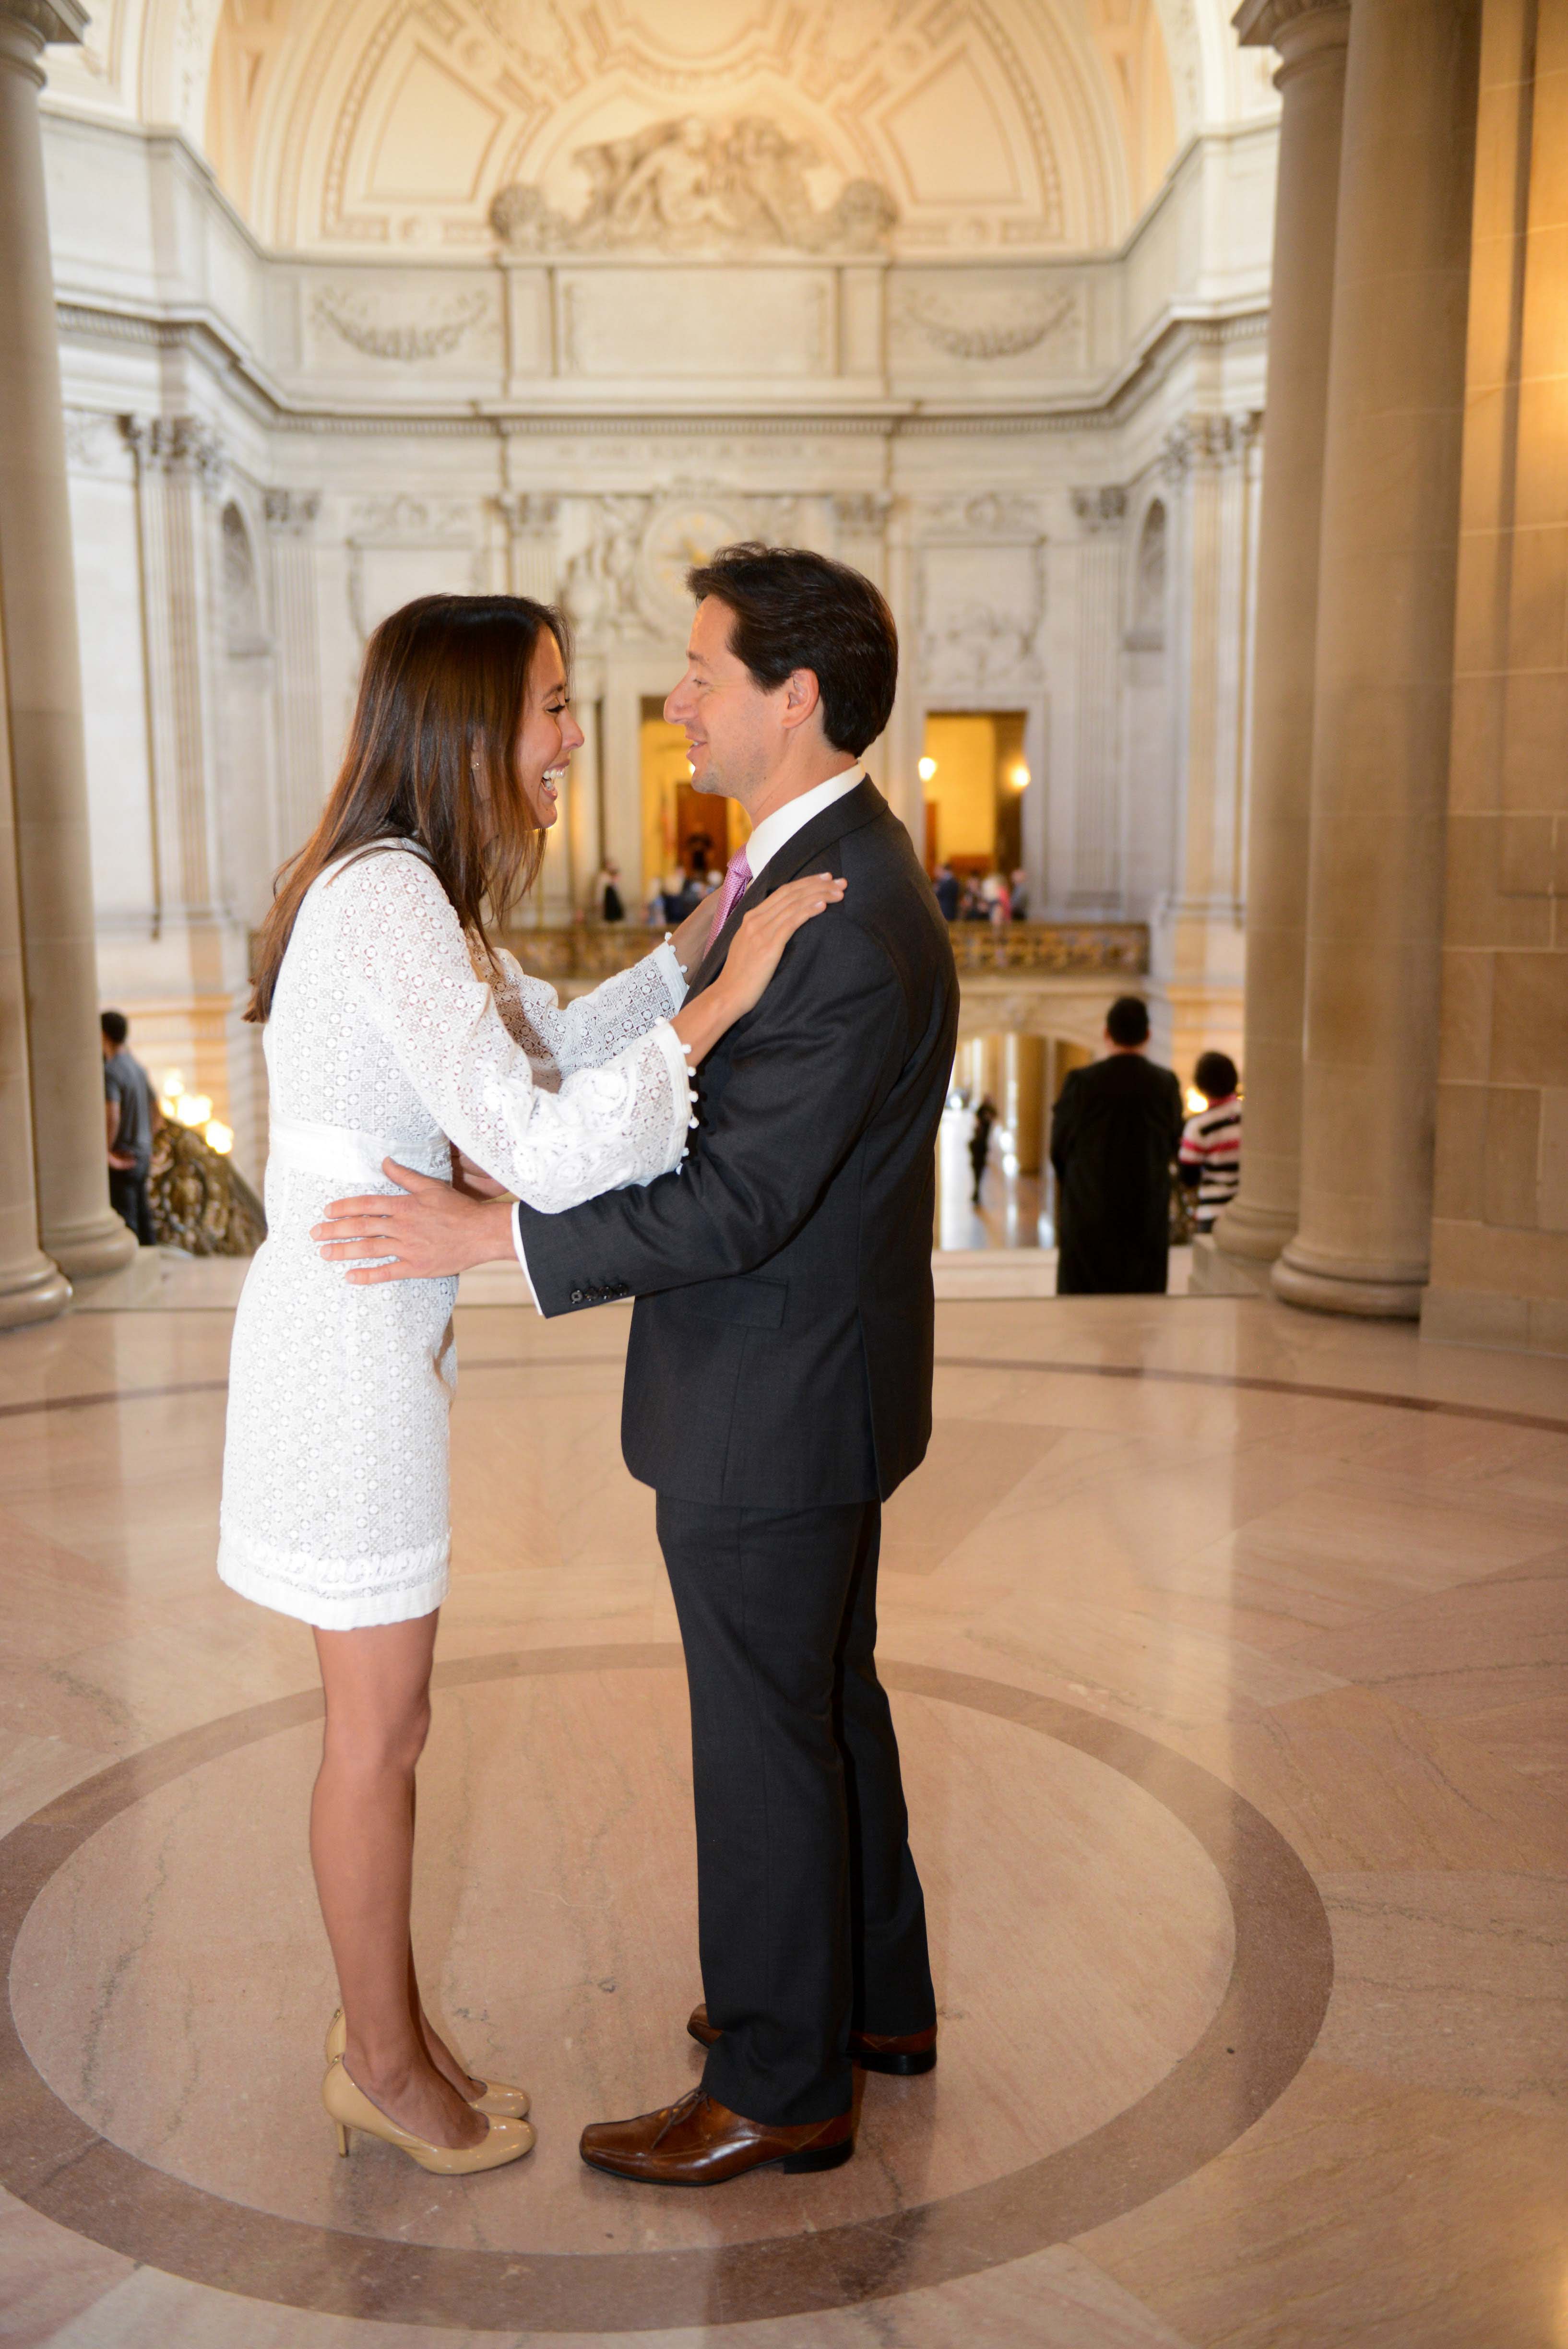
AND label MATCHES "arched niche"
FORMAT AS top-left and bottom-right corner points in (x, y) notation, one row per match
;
(215, 501), (278, 931)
